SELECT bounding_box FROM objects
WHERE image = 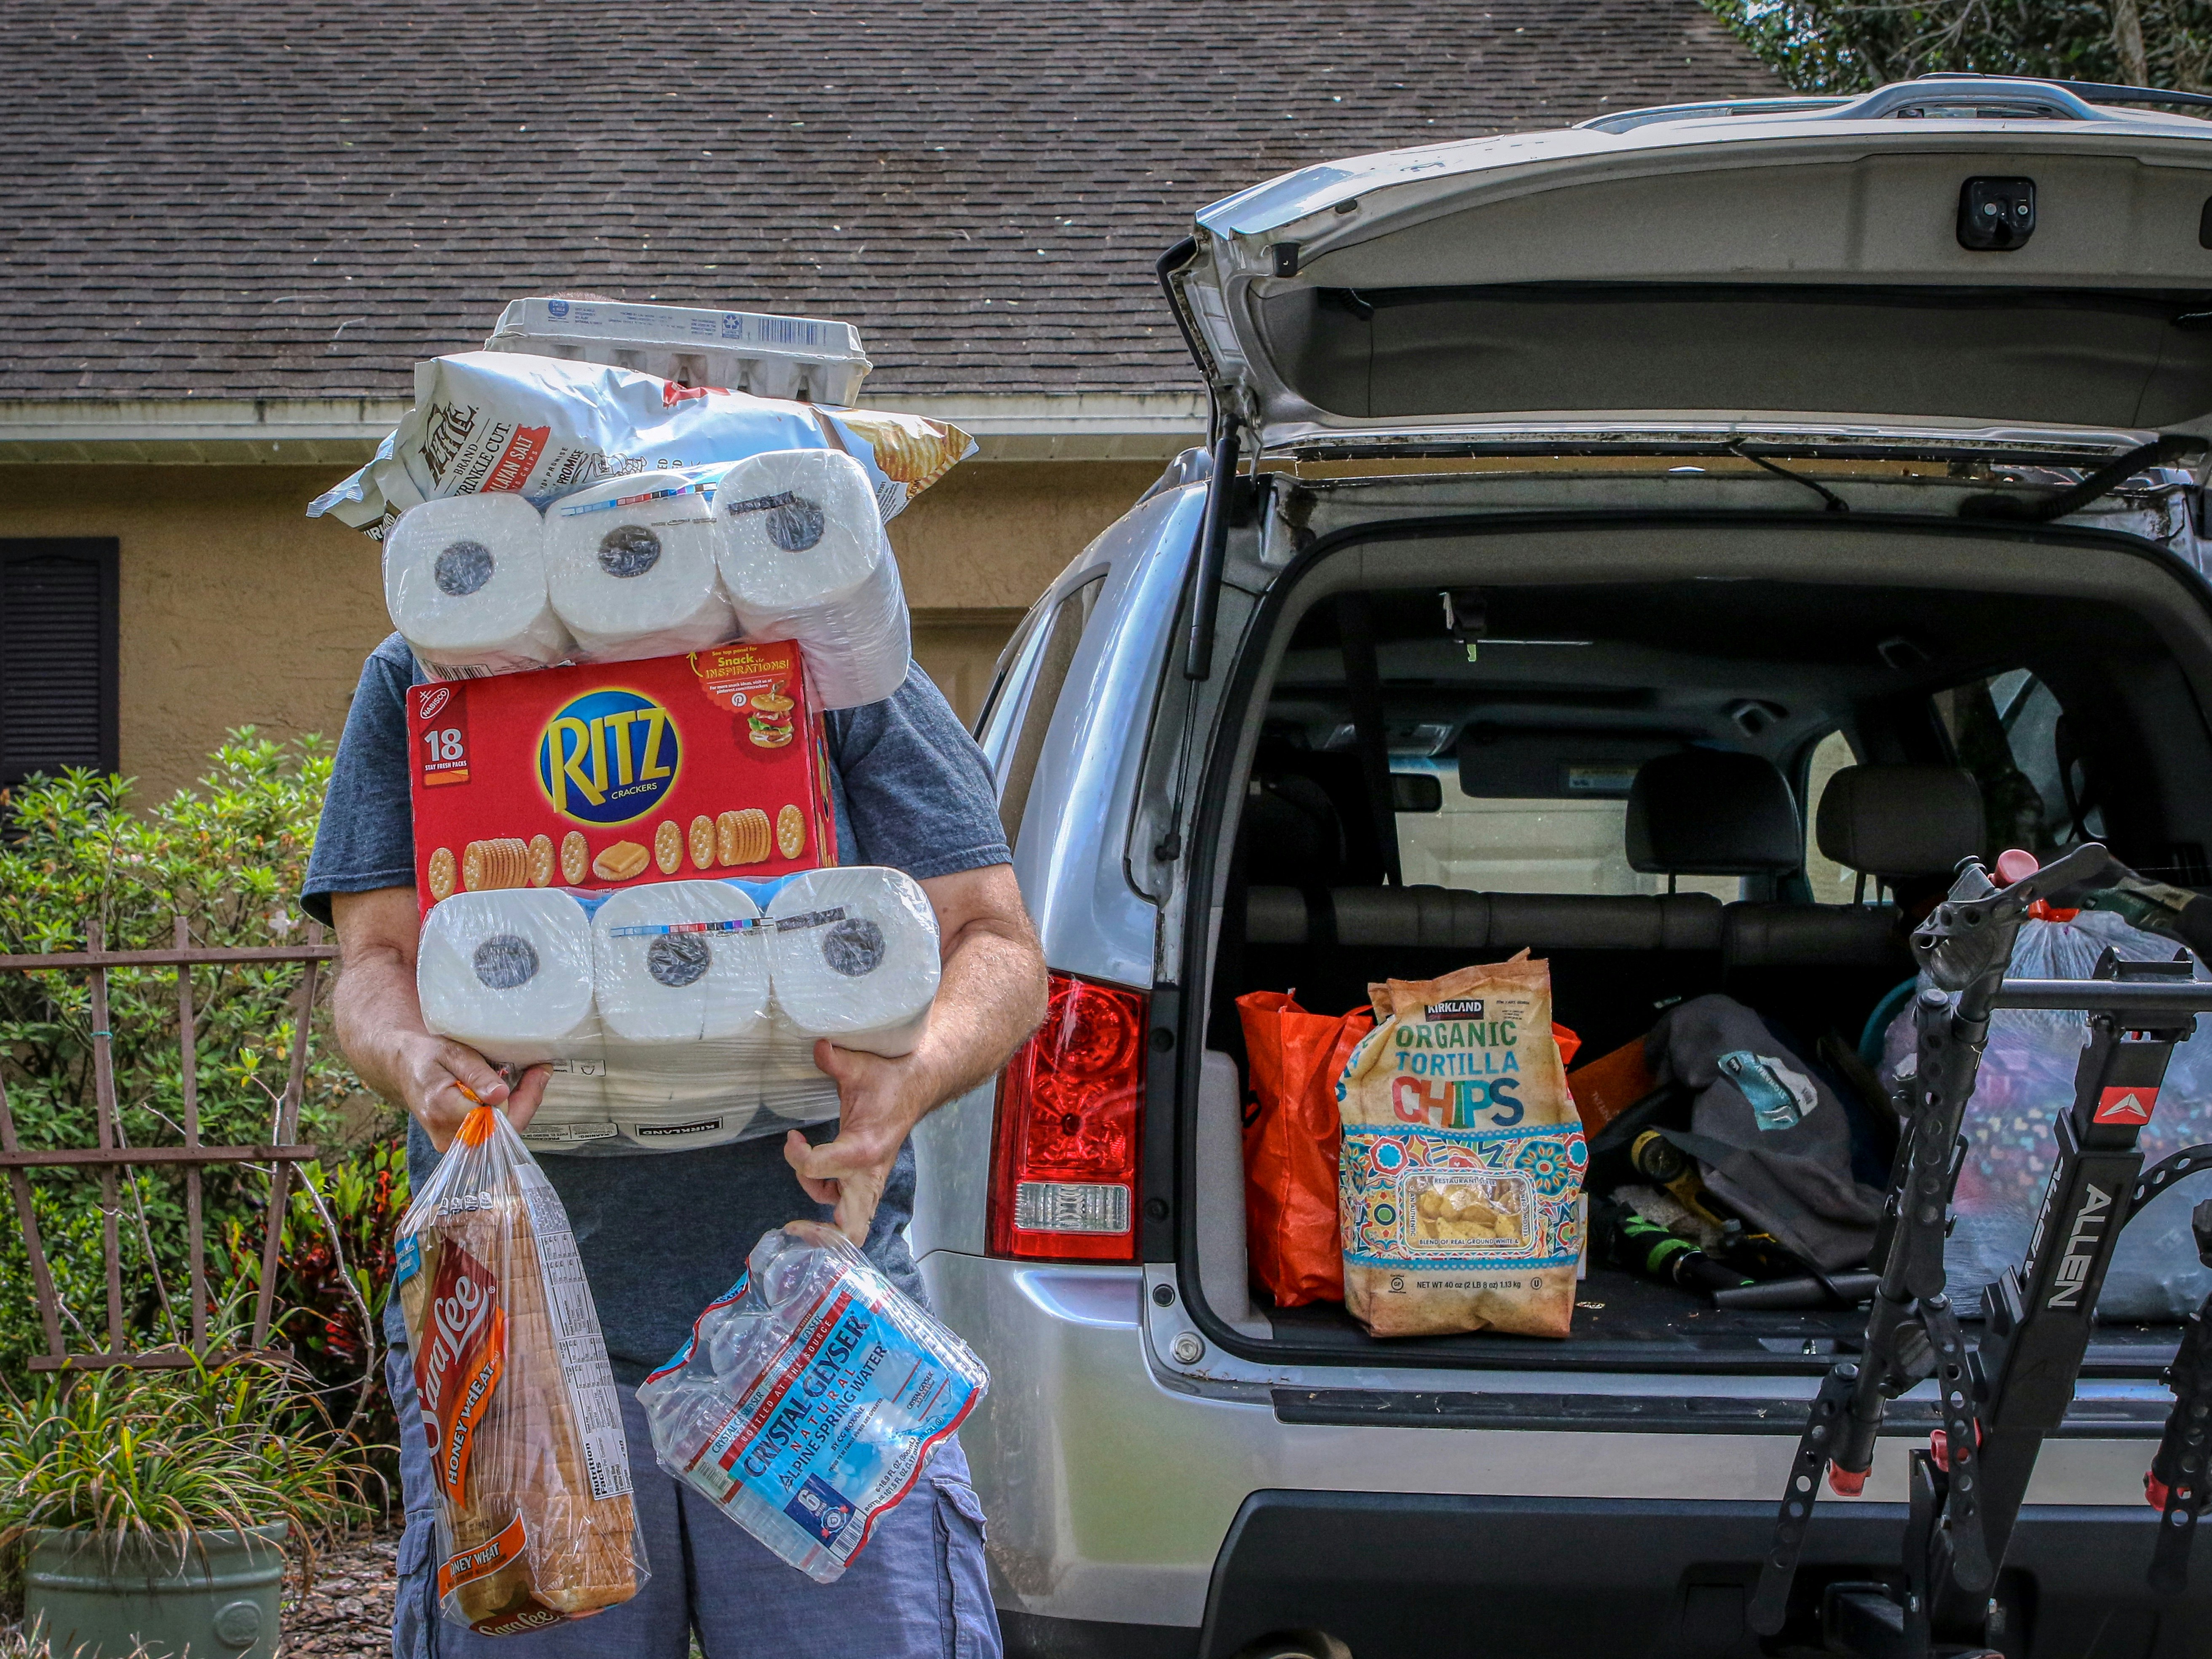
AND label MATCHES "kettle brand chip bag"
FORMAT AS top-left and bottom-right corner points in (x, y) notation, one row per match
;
(1338, 953), (1588, 1339)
